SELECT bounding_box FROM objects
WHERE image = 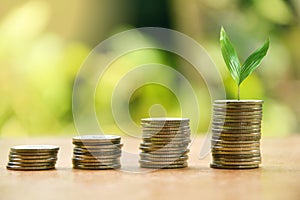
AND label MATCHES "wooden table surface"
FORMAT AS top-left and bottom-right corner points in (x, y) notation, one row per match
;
(0, 136), (300, 200)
